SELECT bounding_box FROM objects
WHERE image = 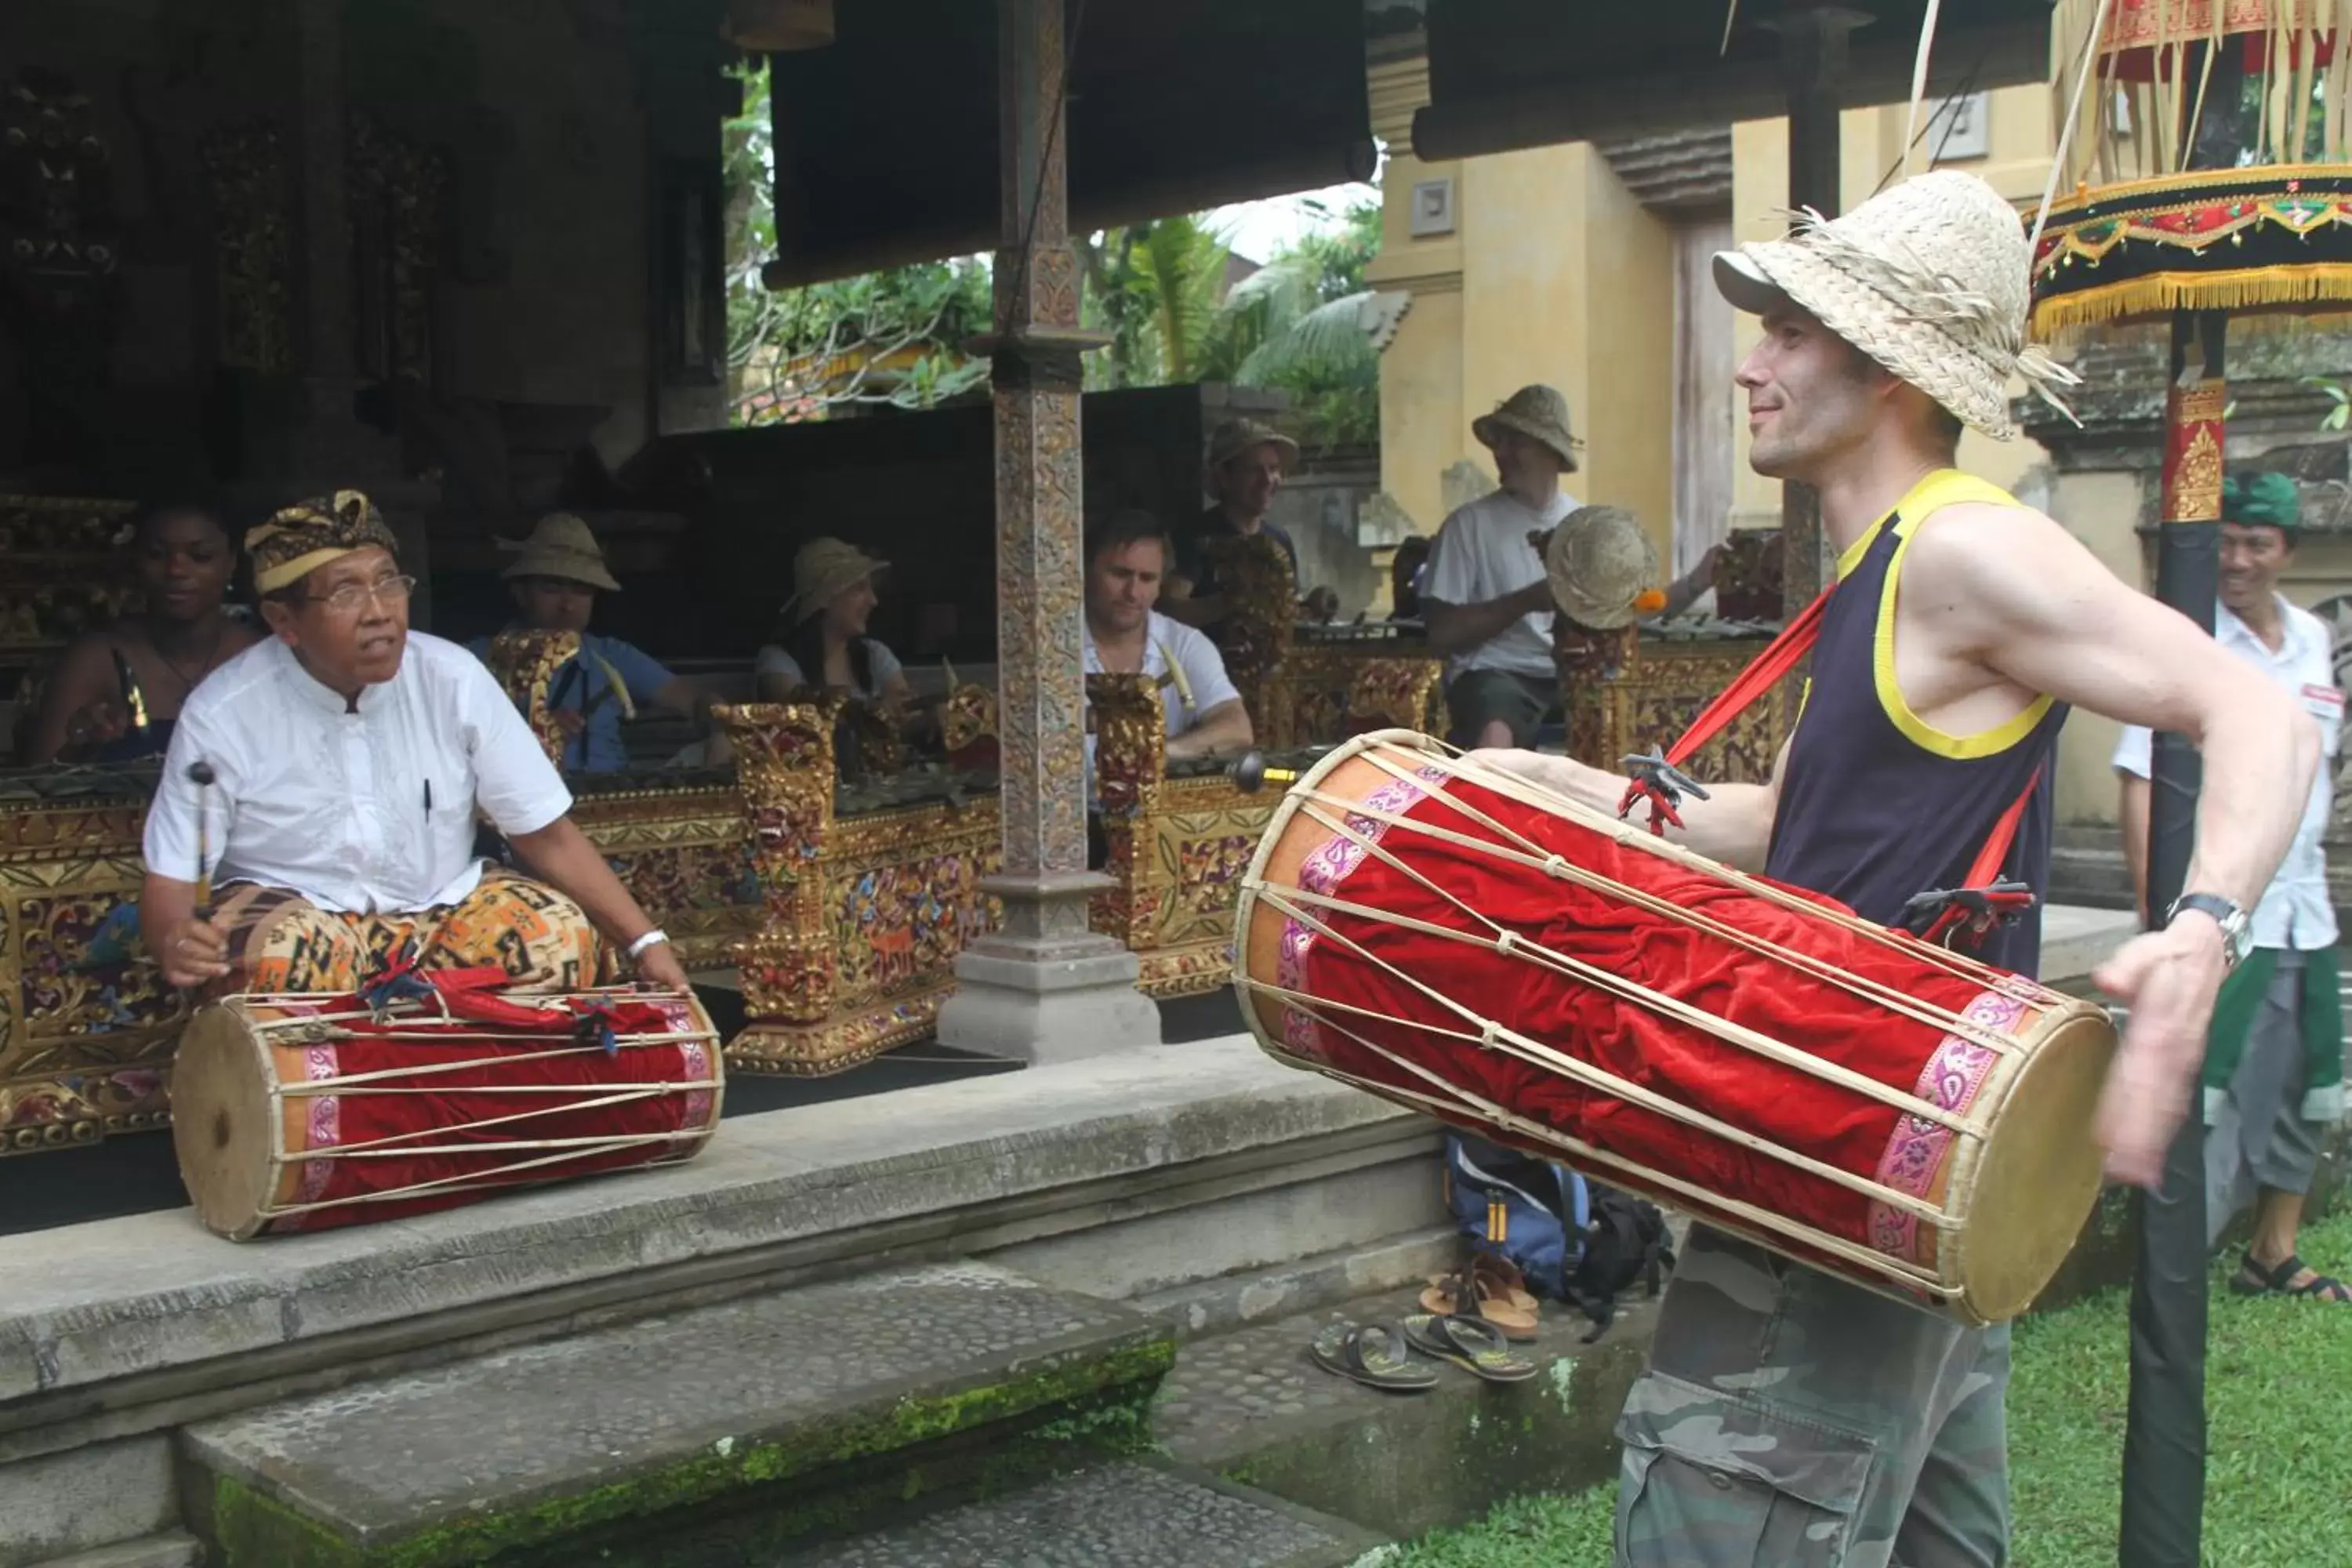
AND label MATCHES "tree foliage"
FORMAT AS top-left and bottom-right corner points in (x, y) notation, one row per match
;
(723, 62), (990, 423)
